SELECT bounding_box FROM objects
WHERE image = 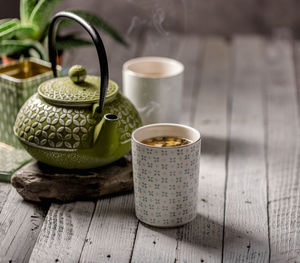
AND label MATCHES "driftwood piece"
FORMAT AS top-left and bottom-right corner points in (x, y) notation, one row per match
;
(11, 156), (133, 203)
